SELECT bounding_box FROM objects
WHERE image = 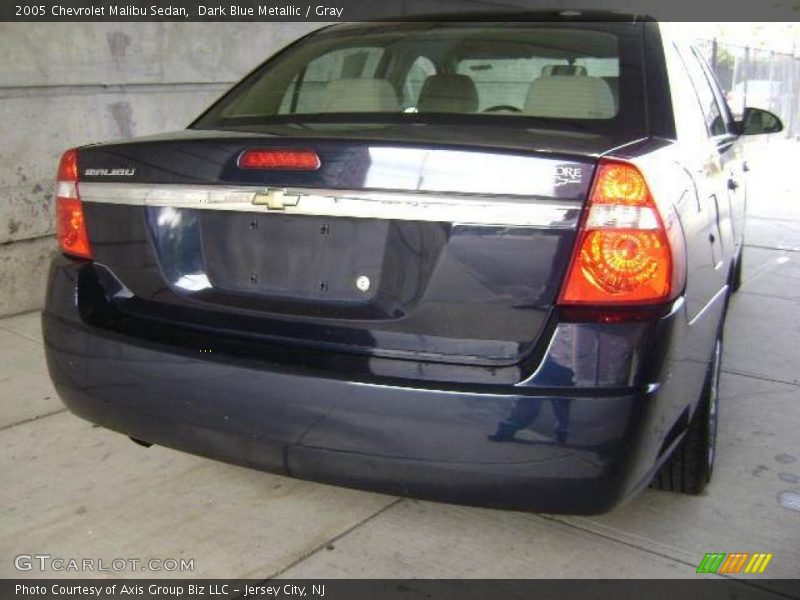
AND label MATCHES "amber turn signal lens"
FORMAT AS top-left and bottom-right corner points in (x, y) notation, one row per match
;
(592, 162), (648, 206)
